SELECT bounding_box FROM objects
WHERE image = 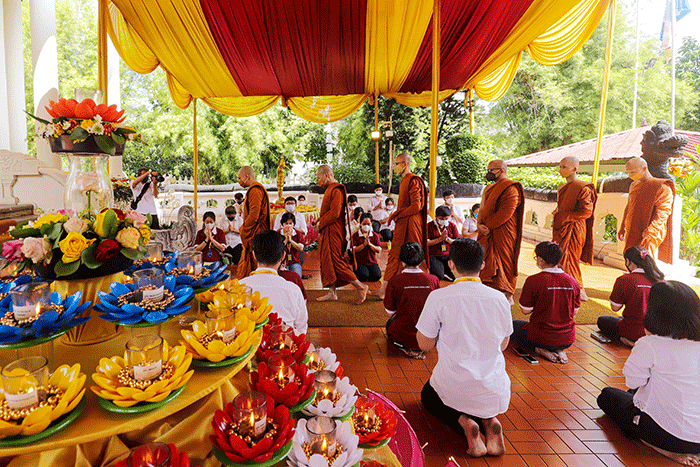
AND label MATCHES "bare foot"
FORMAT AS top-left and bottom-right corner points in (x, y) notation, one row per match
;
(555, 349), (568, 364)
(642, 441), (700, 465)
(620, 337), (636, 348)
(316, 291), (338, 302)
(534, 347), (560, 363)
(354, 284), (369, 305)
(459, 416), (487, 457)
(484, 417), (506, 456)
(580, 289), (589, 301)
